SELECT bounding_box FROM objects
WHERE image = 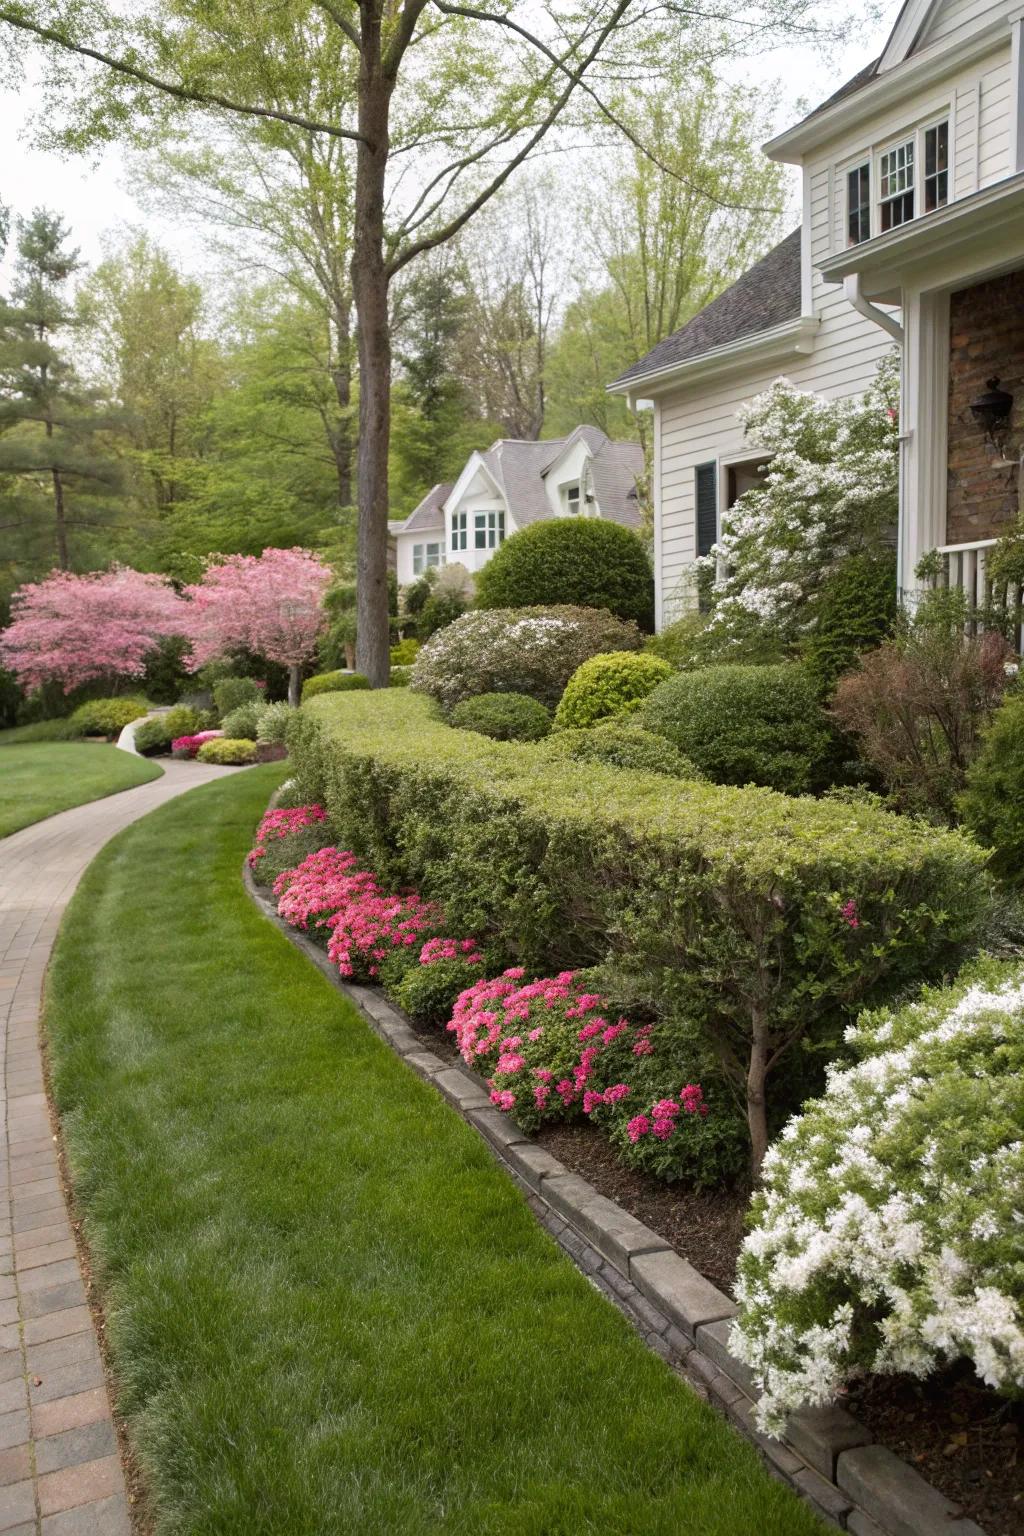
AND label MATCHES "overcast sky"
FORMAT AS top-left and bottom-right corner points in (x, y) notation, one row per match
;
(0, 4), (903, 287)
